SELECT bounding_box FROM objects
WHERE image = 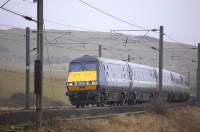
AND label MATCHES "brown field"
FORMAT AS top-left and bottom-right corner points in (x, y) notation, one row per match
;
(21, 106), (200, 132)
(0, 70), (70, 106)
